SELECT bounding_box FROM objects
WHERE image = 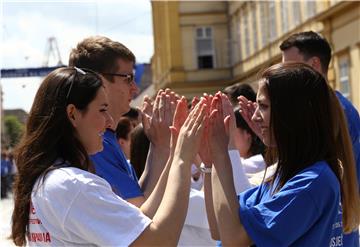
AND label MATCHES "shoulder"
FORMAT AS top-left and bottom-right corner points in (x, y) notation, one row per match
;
(34, 167), (111, 197)
(336, 91), (360, 123)
(283, 161), (340, 198)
